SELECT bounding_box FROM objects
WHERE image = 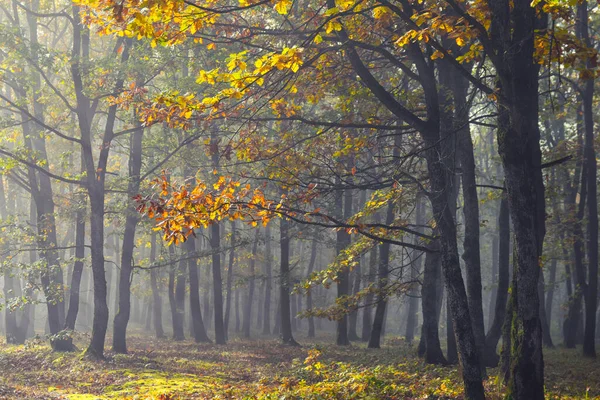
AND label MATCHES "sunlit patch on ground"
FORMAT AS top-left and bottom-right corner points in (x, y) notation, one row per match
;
(0, 334), (598, 399)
